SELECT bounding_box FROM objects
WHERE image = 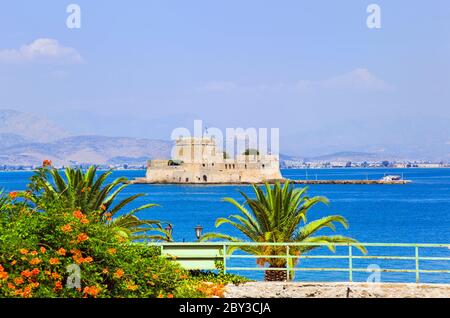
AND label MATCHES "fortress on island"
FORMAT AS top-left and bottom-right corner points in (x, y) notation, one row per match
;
(134, 137), (284, 184)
